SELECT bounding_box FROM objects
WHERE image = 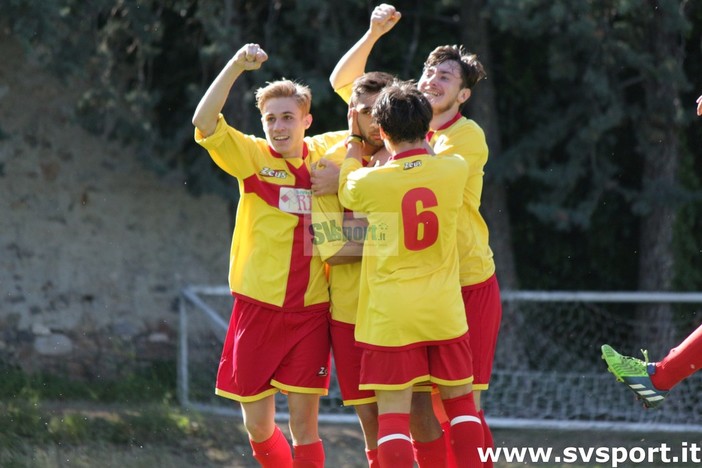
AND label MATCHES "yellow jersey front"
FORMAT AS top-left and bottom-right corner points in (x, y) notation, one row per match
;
(195, 115), (345, 311)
